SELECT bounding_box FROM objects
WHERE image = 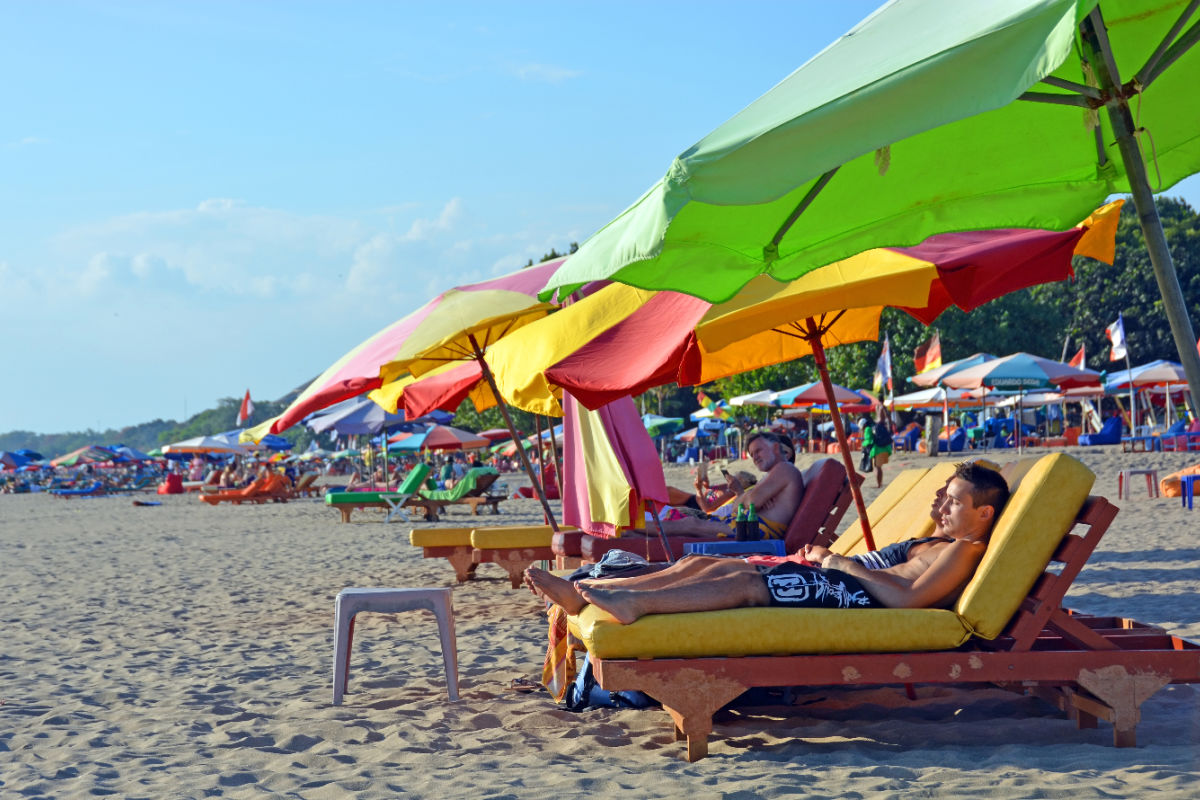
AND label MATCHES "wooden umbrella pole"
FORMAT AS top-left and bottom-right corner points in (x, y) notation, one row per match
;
(808, 319), (876, 551)
(470, 336), (559, 532)
(548, 419), (564, 502)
